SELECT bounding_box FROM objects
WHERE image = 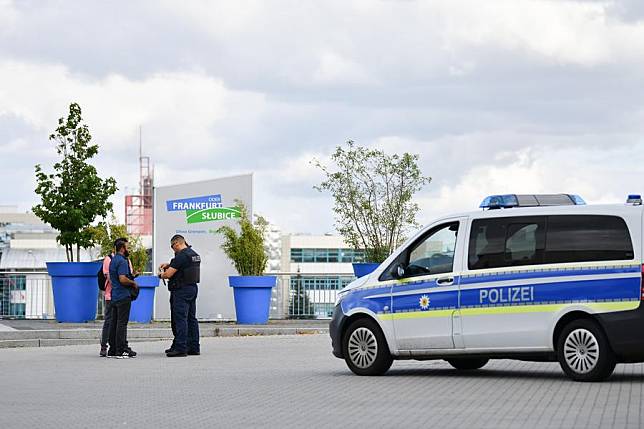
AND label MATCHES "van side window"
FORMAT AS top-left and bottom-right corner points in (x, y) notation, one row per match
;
(505, 223), (543, 265)
(406, 222), (459, 276)
(468, 217), (545, 270)
(545, 215), (634, 263)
